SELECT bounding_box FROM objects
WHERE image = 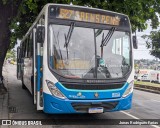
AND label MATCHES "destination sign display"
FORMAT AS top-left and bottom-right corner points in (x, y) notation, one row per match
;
(57, 8), (121, 26)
